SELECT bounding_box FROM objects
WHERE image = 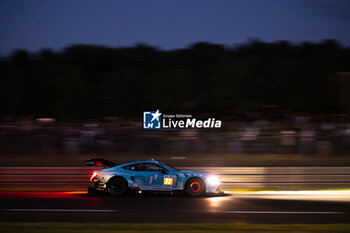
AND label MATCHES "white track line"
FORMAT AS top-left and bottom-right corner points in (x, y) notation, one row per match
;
(4, 209), (117, 212)
(221, 211), (343, 214)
